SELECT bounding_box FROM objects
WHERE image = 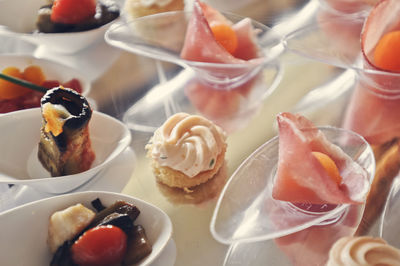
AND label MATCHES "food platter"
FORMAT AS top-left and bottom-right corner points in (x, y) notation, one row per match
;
(0, 0), (398, 265)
